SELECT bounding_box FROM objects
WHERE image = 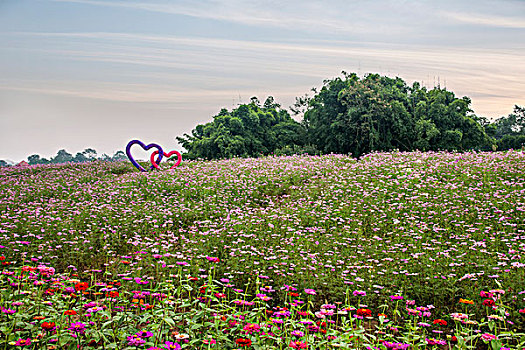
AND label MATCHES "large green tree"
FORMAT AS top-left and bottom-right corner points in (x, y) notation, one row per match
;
(177, 96), (306, 159)
(302, 72), (494, 157)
